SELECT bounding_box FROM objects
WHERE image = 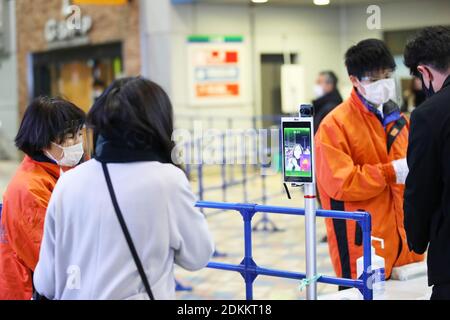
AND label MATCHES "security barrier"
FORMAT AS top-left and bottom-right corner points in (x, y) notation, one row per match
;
(196, 201), (374, 300)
